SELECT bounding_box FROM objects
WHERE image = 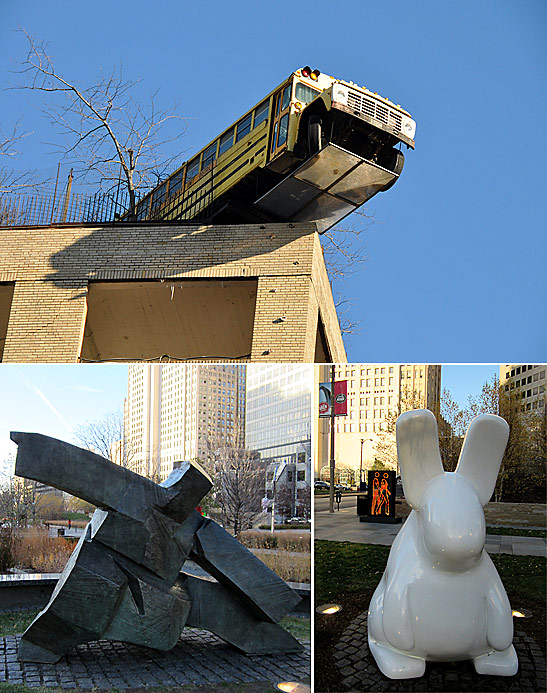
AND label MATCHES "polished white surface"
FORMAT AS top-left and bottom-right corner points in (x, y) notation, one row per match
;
(368, 410), (519, 679)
